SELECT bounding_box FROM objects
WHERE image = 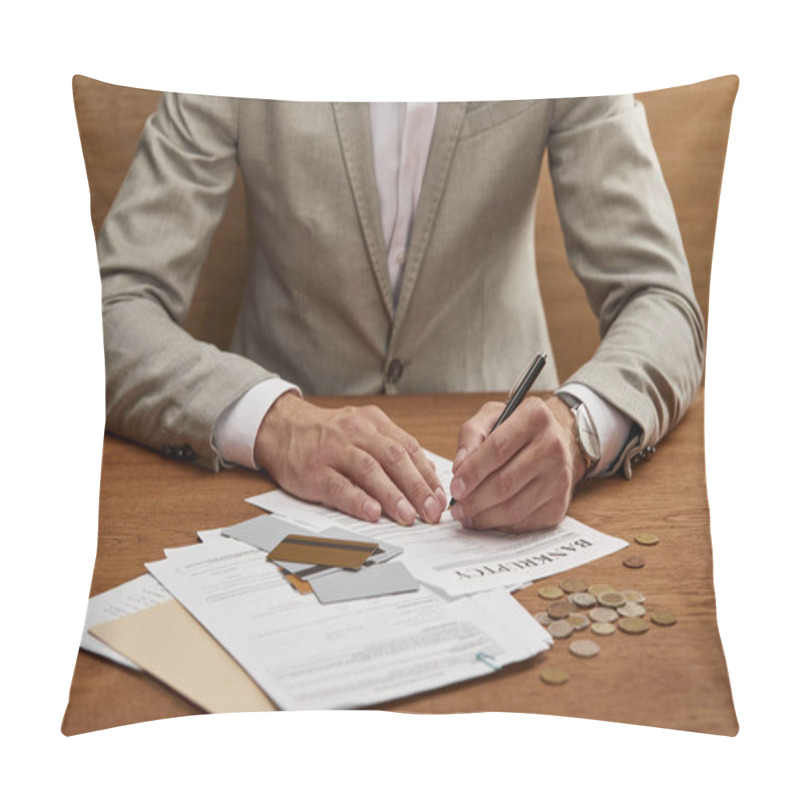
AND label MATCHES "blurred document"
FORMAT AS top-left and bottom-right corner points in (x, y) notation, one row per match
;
(146, 538), (549, 710)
